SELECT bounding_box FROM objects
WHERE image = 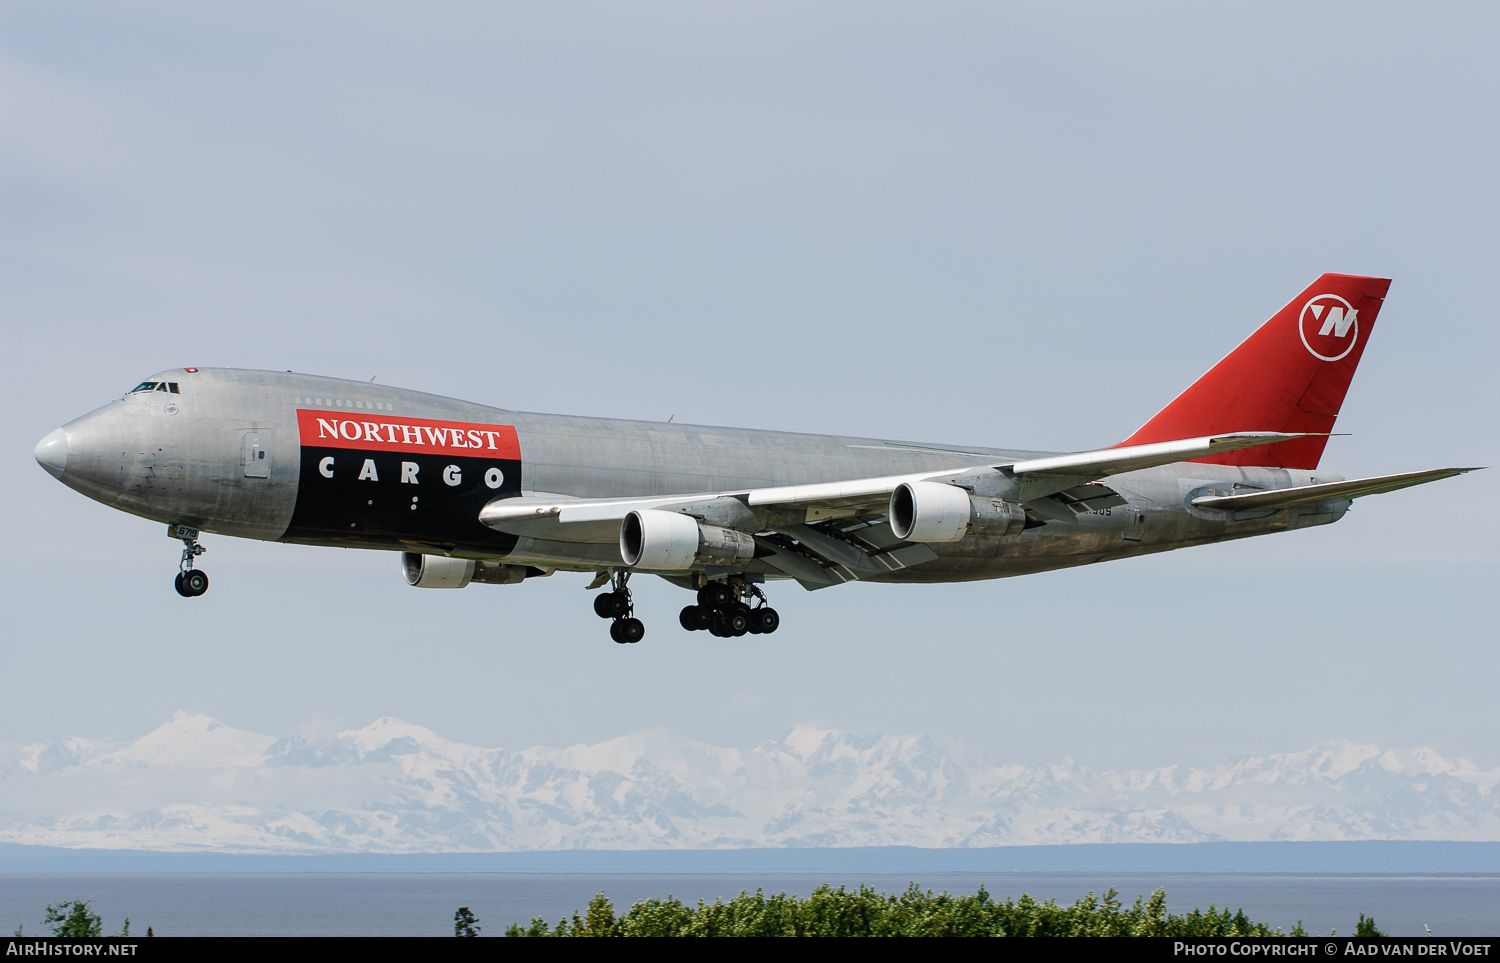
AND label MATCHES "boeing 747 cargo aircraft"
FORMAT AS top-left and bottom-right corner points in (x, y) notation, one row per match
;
(33, 274), (1477, 643)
